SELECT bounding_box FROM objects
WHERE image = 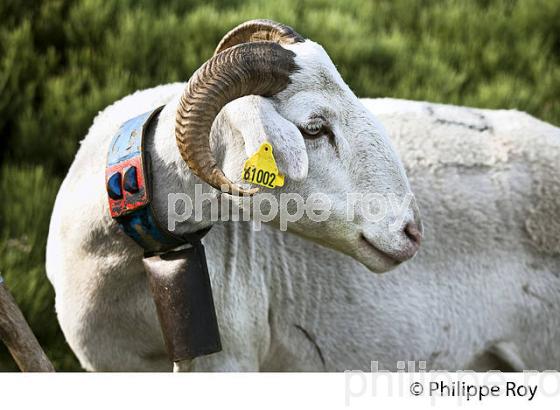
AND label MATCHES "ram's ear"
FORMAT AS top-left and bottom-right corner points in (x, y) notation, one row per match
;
(224, 96), (308, 181)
